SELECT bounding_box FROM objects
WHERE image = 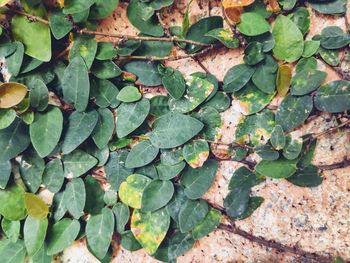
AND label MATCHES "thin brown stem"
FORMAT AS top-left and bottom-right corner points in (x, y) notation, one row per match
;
(80, 29), (212, 47)
(311, 119), (350, 140)
(317, 158), (350, 170)
(119, 45), (215, 62)
(6, 6), (49, 25)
